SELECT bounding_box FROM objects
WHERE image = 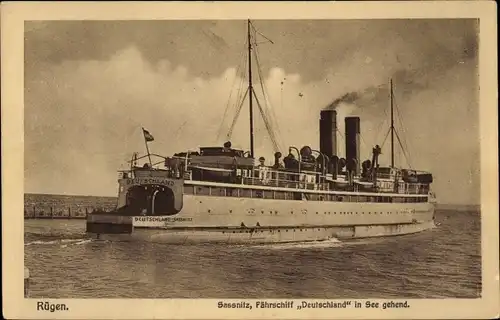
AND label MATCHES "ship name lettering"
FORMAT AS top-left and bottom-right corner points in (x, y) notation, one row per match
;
(297, 300), (351, 310)
(36, 301), (69, 312)
(217, 301), (252, 310)
(133, 217), (192, 223)
(127, 178), (175, 186)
